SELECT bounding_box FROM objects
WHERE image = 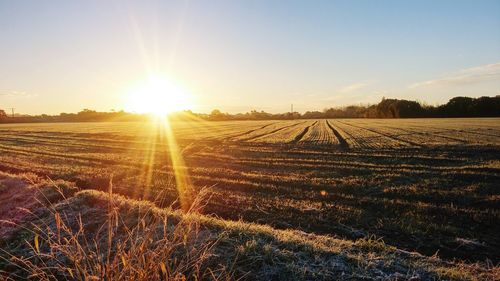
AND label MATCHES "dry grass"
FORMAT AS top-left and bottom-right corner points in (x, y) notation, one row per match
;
(1, 174), (236, 281)
(0, 172), (498, 280)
